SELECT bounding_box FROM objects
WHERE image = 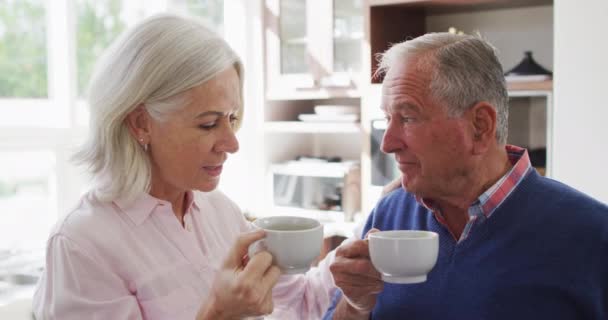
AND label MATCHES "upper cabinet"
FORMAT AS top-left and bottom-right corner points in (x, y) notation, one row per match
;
(264, 0), (364, 100)
(364, 0), (553, 85)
